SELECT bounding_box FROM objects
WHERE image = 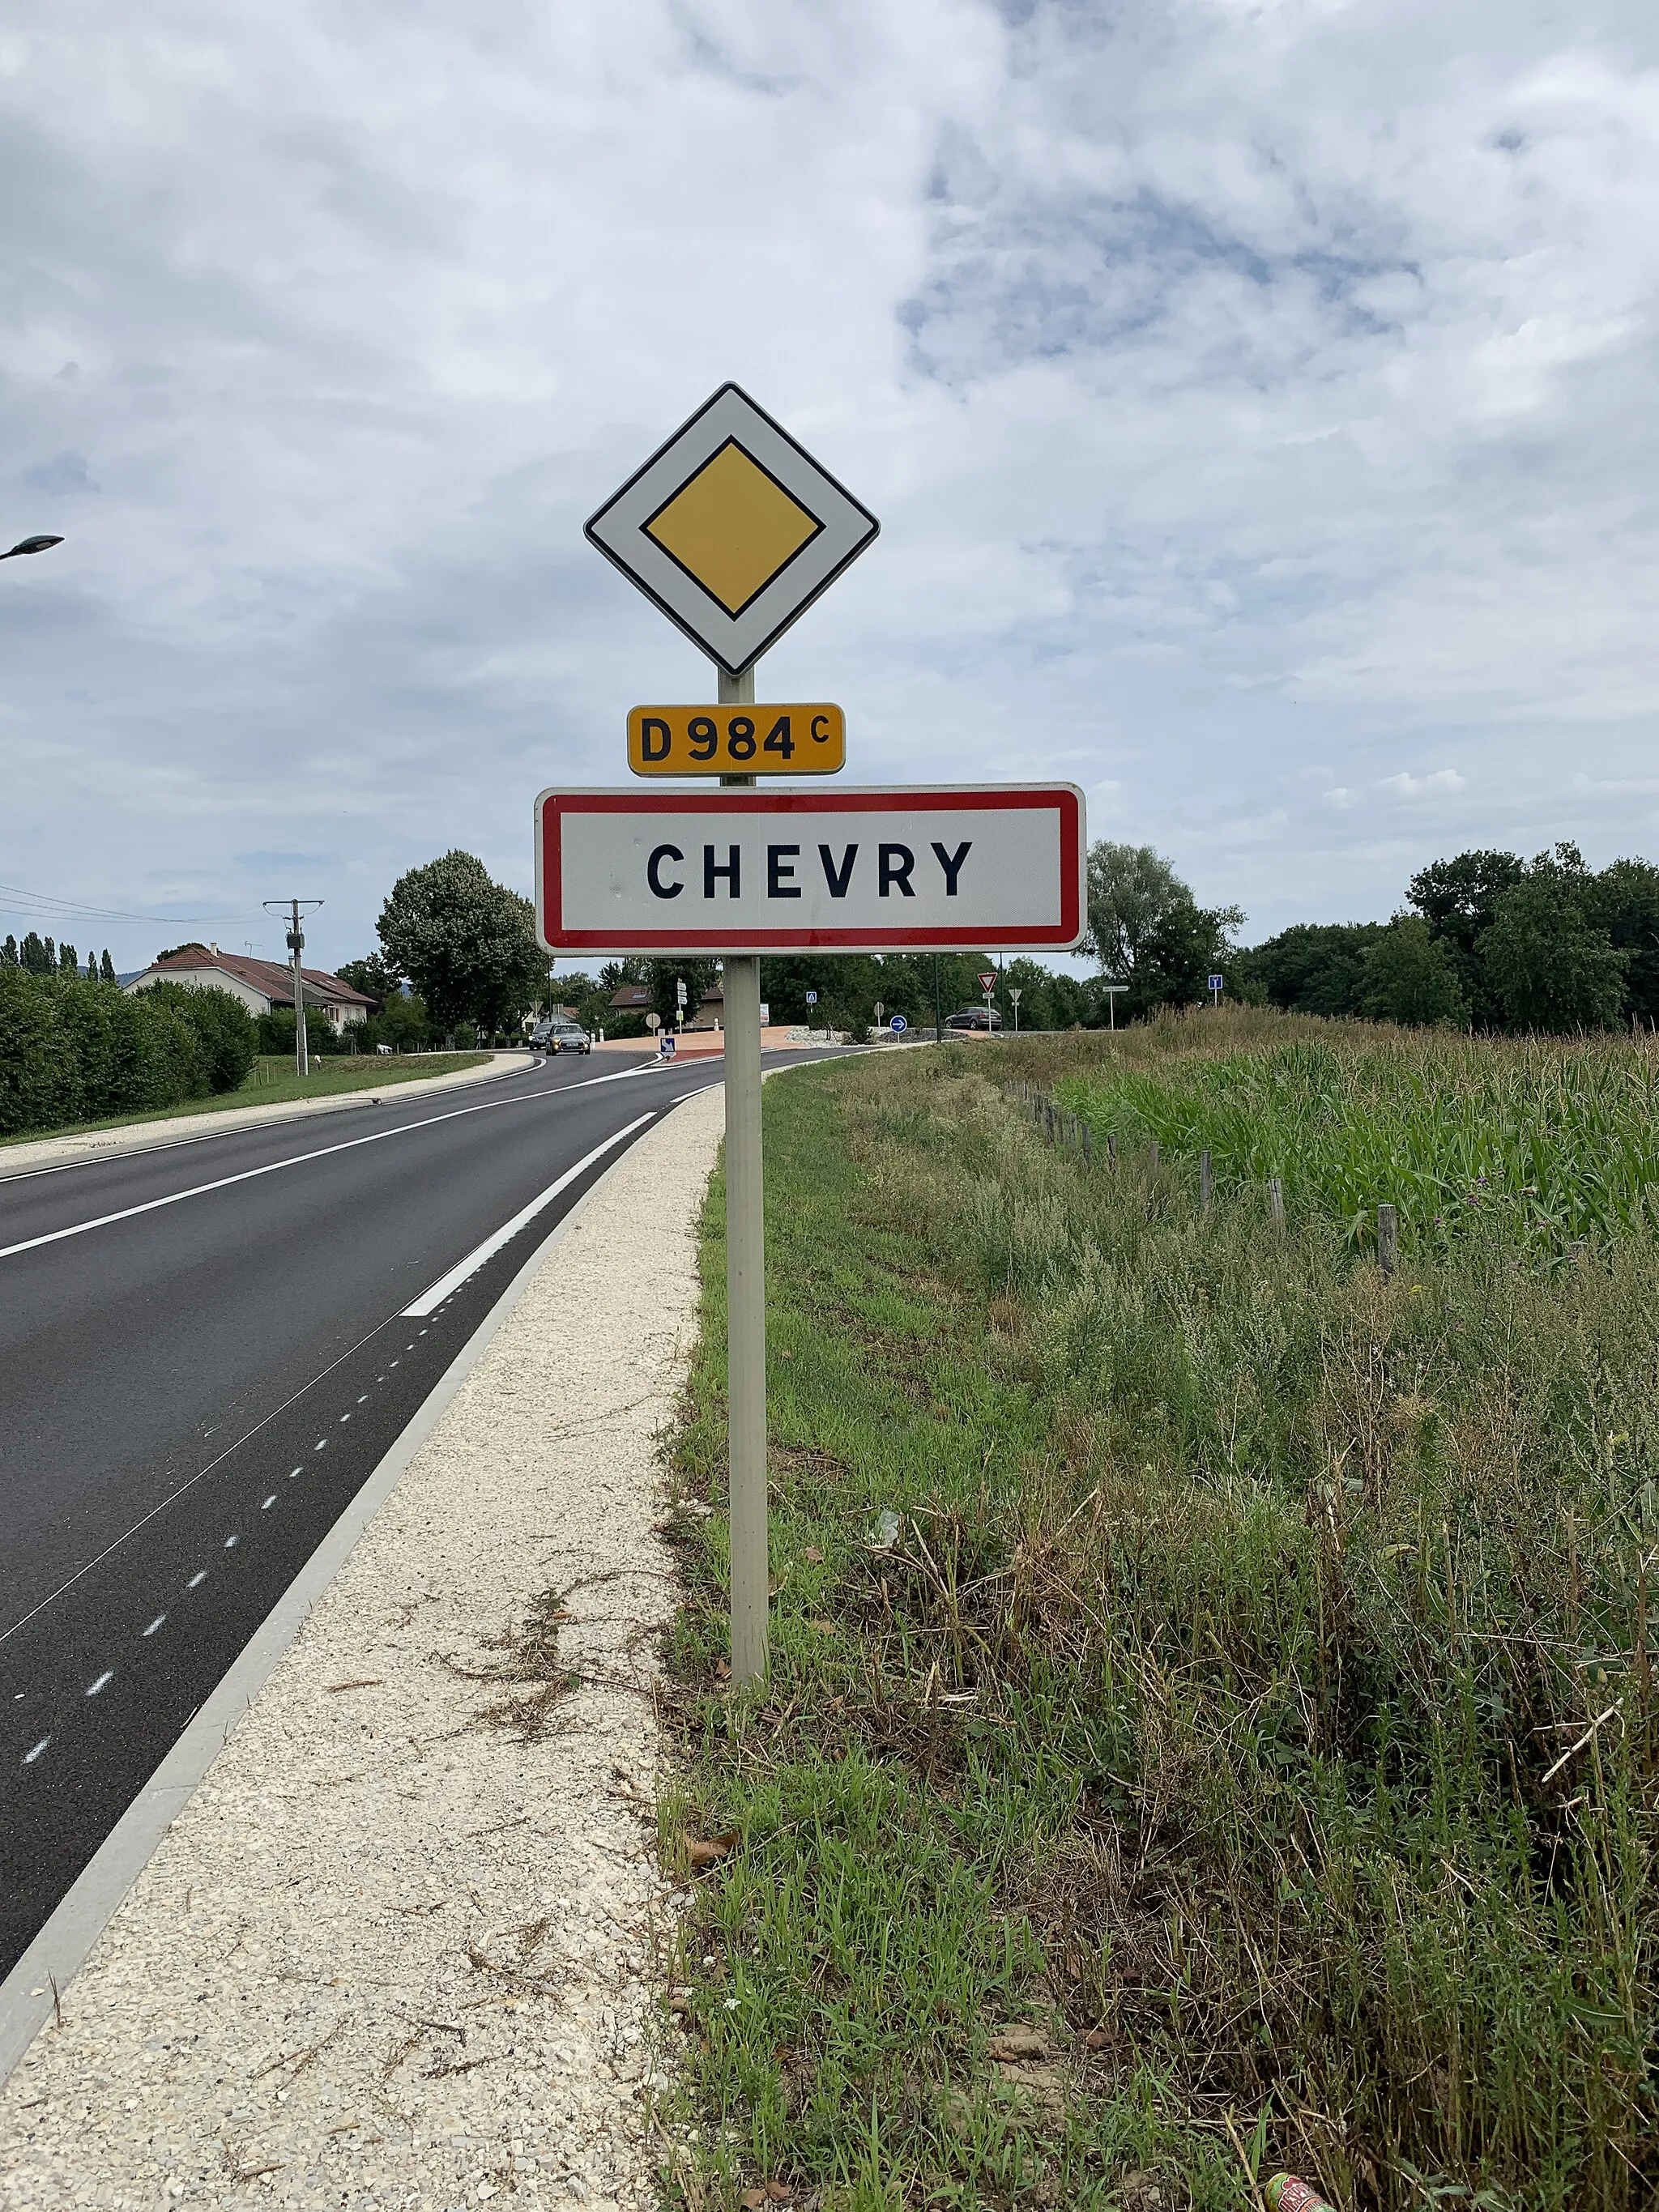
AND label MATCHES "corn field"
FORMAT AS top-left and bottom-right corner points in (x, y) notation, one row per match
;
(1049, 1020), (1659, 1259)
